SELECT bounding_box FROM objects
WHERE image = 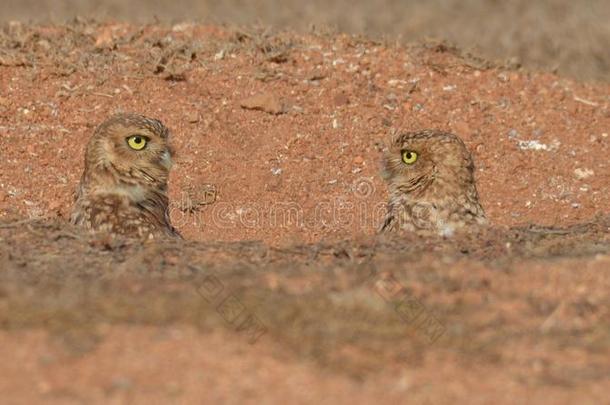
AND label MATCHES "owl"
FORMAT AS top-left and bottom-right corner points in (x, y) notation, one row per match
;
(70, 113), (181, 239)
(379, 130), (487, 236)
